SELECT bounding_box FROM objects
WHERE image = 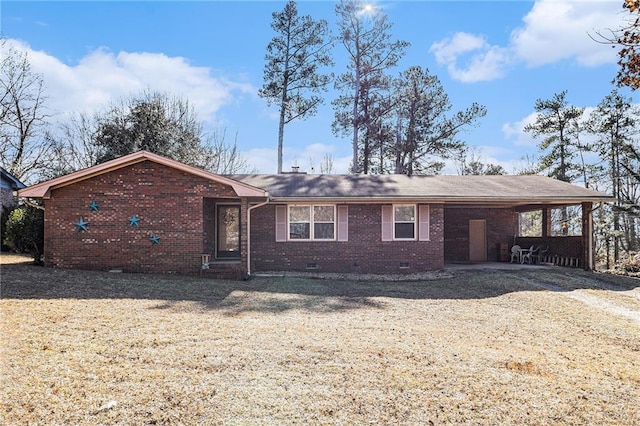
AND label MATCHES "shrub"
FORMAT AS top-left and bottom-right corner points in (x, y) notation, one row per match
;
(1, 205), (16, 251)
(3, 204), (44, 264)
(607, 251), (640, 277)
